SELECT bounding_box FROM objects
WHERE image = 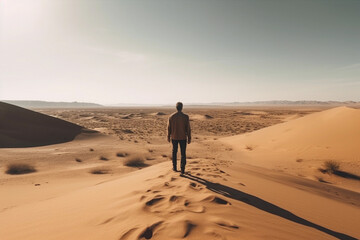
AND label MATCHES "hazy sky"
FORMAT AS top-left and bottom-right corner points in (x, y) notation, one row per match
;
(1, 0), (359, 104)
